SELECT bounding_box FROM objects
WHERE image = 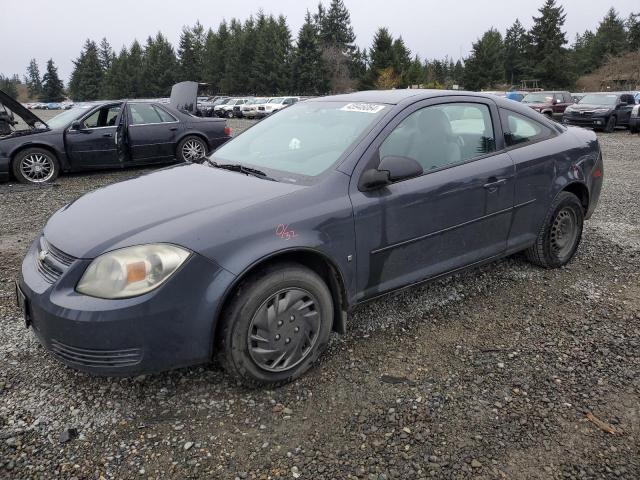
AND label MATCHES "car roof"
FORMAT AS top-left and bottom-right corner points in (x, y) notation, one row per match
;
(309, 89), (542, 105)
